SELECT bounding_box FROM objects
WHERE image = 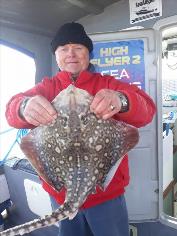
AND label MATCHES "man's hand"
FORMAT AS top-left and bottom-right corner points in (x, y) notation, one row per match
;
(90, 89), (122, 120)
(20, 95), (57, 126)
